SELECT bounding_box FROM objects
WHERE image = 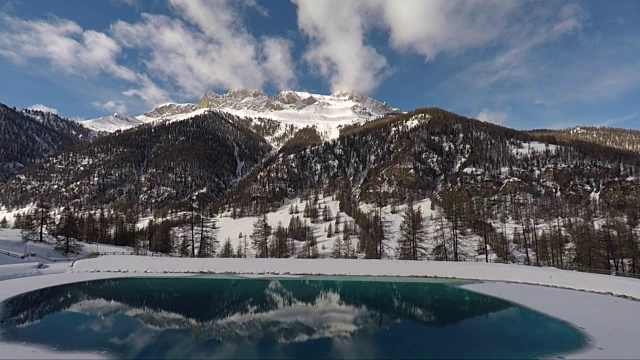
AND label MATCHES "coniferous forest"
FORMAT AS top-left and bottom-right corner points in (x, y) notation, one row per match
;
(1, 104), (639, 275)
